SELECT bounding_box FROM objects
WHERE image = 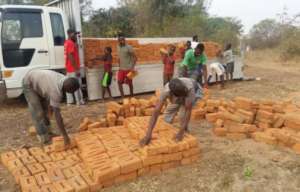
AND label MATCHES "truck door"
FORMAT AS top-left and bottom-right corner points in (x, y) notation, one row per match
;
(1, 8), (50, 97)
